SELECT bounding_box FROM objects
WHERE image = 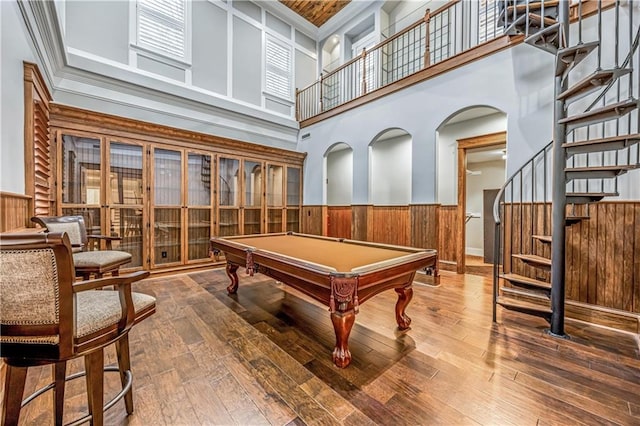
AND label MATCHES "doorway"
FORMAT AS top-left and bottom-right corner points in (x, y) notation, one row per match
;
(457, 132), (506, 274)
